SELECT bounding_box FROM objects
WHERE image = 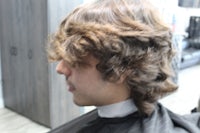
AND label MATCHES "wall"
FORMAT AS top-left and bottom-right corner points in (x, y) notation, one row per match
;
(0, 50), (3, 108)
(0, 0), (51, 126)
(151, 0), (200, 35)
(47, 0), (84, 128)
(0, 0), (84, 128)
